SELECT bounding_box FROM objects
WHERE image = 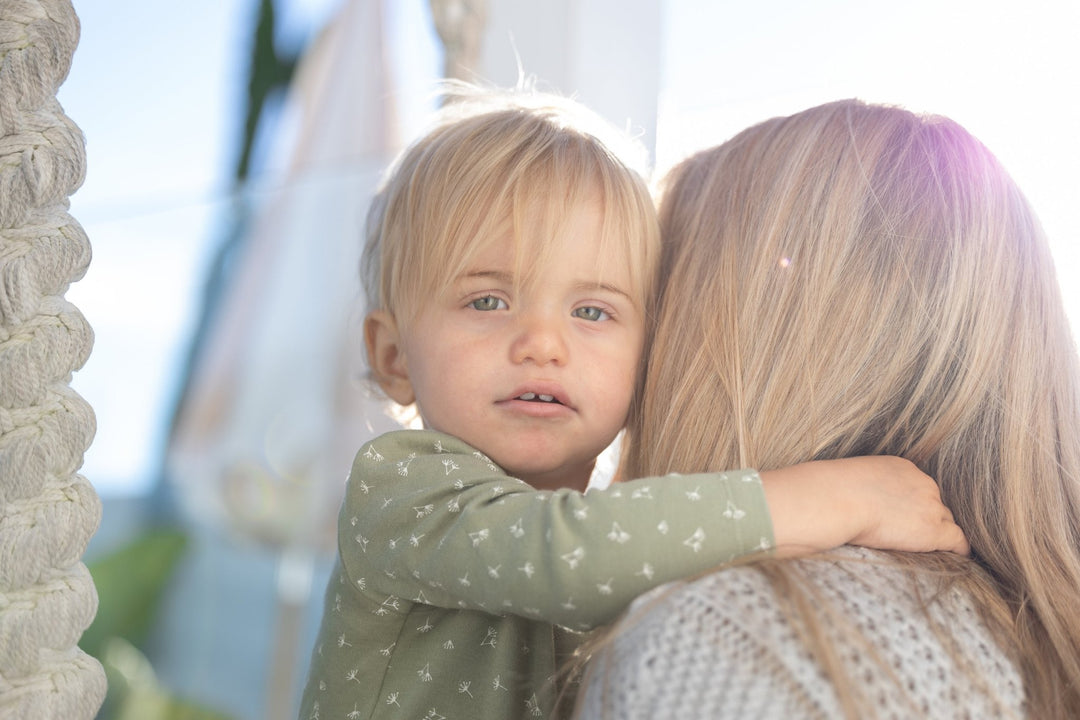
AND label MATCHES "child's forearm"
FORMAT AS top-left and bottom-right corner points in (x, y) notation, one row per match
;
(760, 456), (969, 557)
(344, 430), (775, 629)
